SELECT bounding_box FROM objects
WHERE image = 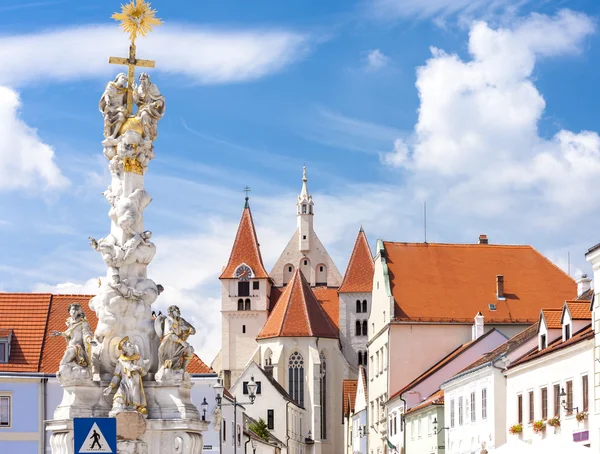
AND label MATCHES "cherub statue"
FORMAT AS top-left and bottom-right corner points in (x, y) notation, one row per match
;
(109, 188), (152, 236)
(103, 336), (149, 416)
(99, 73), (128, 140)
(155, 305), (196, 373)
(133, 72), (165, 141)
(108, 274), (144, 299)
(89, 234), (123, 276)
(119, 230), (156, 267)
(51, 303), (98, 380)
